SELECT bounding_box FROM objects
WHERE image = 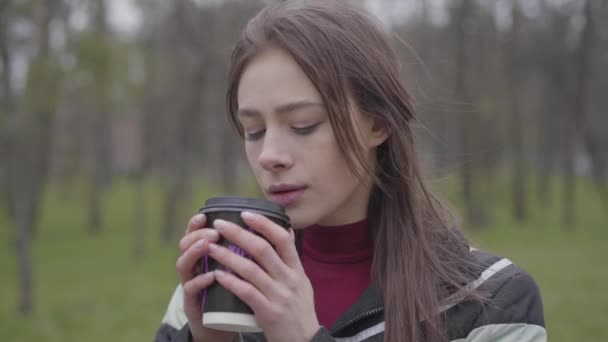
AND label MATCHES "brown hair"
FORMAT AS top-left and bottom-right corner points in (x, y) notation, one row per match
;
(226, 1), (484, 341)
